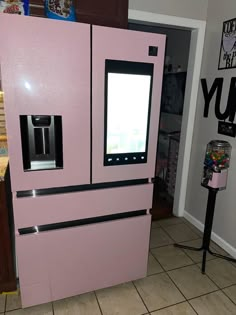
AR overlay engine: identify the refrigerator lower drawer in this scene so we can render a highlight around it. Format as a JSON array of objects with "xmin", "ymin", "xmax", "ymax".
[
  {"xmin": 16, "ymin": 214, "xmax": 151, "ymax": 307},
  {"xmin": 13, "ymin": 183, "xmax": 153, "ymax": 230}
]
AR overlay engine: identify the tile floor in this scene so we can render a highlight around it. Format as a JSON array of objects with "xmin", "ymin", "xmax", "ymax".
[{"xmin": 1, "ymin": 217, "xmax": 236, "ymax": 314}]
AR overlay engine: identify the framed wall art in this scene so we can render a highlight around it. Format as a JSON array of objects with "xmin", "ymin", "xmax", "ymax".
[{"xmin": 218, "ymin": 18, "xmax": 236, "ymax": 70}]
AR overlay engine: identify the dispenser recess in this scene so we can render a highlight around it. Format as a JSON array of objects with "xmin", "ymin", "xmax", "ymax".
[{"xmin": 20, "ymin": 115, "xmax": 63, "ymax": 171}]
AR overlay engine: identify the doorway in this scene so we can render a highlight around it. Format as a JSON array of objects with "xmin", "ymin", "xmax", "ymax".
[
  {"xmin": 128, "ymin": 23, "xmax": 191, "ymax": 219},
  {"xmin": 128, "ymin": 10, "xmax": 206, "ymax": 218}
]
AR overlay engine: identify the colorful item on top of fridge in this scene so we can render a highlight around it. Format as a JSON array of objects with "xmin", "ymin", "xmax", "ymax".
[
  {"xmin": 45, "ymin": 0, "xmax": 76, "ymax": 21},
  {"xmin": 0, "ymin": 0, "xmax": 29, "ymax": 15}
]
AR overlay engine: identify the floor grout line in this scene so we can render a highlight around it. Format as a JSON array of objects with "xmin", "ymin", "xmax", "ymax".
[
  {"xmin": 150, "ymin": 245, "xmax": 202, "ymax": 273},
  {"xmin": 146, "ymin": 271, "xmax": 165, "ymax": 277},
  {"xmin": 194, "ymin": 259, "xmax": 236, "ymax": 291},
  {"xmin": 228, "ymin": 260, "xmax": 236, "ymax": 269},
  {"xmin": 159, "ymin": 262, "xmax": 197, "ymax": 273},
  {"xmin": 51, "ymin": 301, "xmax": 55, "ymax": 315},
  {"xmin": 152, "ymin": 219, "xmax": 185, "ymax": 229},
  {"xmin": 164, "ymin": 271, "xmax": 188, "ymax": 301},
  {"xmin": 158, "ymin": 223, "xmax": 200, "ymax": 245},
  {"xmin": 221, "ymin": 288, "xmax": 236, "ymax": 306},
  {"xmin": 132, "ymin": 281, "xmax": 149, "ymax": 313},
  {"xmin": 166, "ymin": 266, "xmax": 224, "ymax": 302},
  {"xmin": 146, "ymin": 300, "xmax": 193, "ymax": 314},
  {"xmin": 94, "ymin": 290, "xmax": 104, "ymax": 315},
  {"xmin": 148, "ymin": 251, "xmax": 165, "ymax": 272},
  {"xmin": 146, "ymin": 252, "xmax": 165, "ymax": 277},
  {"xmin": 186, "ymin": 300, "xmax": 199, "ymax": 314},
  {"xmin": 4, "ymin": 295, "xmax": 7, "ymax": 314},
  {"xmin": 149, "ymin": 243, "xmax": 174, "ymax": 250},
  {"xmin": 187, "ymin": 288, "xmax": 222, "ymax": 302},
  {"xmin": 220, "ymin": 283, "xmax": 236, "ymax": 290}
]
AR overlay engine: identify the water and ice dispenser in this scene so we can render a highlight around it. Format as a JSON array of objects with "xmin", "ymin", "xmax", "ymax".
[
  {"xmin": 202, "ymin": 140, "xmax": 231, "ymax": 190},
  {"xmin": 20, "ymin": 115, "xmax": 63, "ymax": 171}
]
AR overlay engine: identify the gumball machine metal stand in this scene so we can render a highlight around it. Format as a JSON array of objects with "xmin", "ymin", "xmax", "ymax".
[{"xmin": 175, "ymin": 140, "xmax": 236, "ymax": 274}]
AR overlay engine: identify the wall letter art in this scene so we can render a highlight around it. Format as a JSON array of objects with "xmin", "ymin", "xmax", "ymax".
[{"xmin": 201, "ymin": 77, "xmax": 236, "ymax": 137}]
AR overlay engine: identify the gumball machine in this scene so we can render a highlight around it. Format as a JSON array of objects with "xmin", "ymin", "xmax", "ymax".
[
  {"xmin": 202, "ymin": 140, "xmax": 231, "ymax": 190},
  {"xmin": 175, "ymin": 140, "xmax": 236, "ymax": 274}
]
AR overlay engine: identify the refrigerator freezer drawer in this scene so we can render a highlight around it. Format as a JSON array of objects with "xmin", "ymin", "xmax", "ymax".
[
  {"xmin": 13, "ymin": 183, "xmax": 153, "ymax": 230},
  {"xmin": 16, "ymin": 214, "xmax": 151, "ymax": 307}
]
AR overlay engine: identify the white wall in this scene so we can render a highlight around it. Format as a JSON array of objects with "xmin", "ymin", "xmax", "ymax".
[
  {"xmin": 129, "ymin": 0, "xmax": 208, "ymax": 21},
  {"xmin": 185, "ymin": 0, "xmax": 236, "ymax": 255}
]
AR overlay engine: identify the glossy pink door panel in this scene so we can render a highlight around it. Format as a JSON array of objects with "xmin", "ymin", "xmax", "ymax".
[
  {"xmin": 20, "ymin": 284, "xmax": 51, "ymax": 309},
  {"xmin": 13, "ymin": 183, "xmax": 153, "ymax": 230},
  {"xmin": 0, "ymin": 15, "xmax": 91, "ymax": 190},
  {"xmin": 92, "ymin": 25, "xmax": 166, "ymax": 183},
  {"xmin": 17, "ymin": 215, "xmax": 151, "ymax": 307},
  {"xmin": 16, "ymin": 234, "xmax": 52, "ymax": 307}
]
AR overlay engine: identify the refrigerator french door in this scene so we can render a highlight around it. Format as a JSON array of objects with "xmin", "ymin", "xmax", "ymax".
[
  {"xmin": 0, "ymin": 14, "xmax": 166, "ymax": 307},
  {"xmin": 92, "ymin": 25, "xmax": 166, "ymax": 183},
  {"xmin": 0, "ymin": 14, "xmax": 91, "ymax": 192}
]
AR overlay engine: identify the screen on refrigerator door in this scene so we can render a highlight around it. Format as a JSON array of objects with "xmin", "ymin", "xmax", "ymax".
[{"xmin": 104, "ymin": 60, "xmax": 153, "ymax": 166}]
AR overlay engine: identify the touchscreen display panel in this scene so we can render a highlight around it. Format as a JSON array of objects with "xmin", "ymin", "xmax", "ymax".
[{"xmin": 104, "ymin": 60, "xmax": 153, "ymax": 166}]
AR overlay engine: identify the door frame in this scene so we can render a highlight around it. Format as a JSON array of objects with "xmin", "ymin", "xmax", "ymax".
[{"xmin": 128, "ymin": 10, "xmax": 206, "ymax": 217}]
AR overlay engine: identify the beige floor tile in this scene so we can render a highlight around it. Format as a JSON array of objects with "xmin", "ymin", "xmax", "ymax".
[
  {"xmin": 134, "ymin": 273, "xmax": 185, "ymax": 312},
  {"xmin": 96, "ymin": 282, "xmax": 147, "ymax": 315},
  {"xmin": 5, "ymin": 303, "xmax": 53, "ymax": 315},
  {"xmin": 149, "ymin": 228, "xmax": 173, "ymax": 249},
  {"xmin": 179, "ymin": 239, "xmax": 216, "ymax": 263},
  {"xmin": 187, "ymin": 225, "xmax": 203, "ymax": 237},
  {"xmin": 158, "ymin": 217, "xmax": 184, "ymax": 228},
  {"xmin": 150, "ymin": 302, "xmax": 196, "ymax": 315},
  {"xmin": 0, "ymin": 295, "xmax": 5, "ymax": 313},
  {"xmin": 200, "ymin": 258, "xmax": 236, "ymax": 288},
  {"xmin": 181, "ymin": 218, "xmax": 194, "ymax": 227},
  {"xmin": 189, "ymin": 291, "xmax": 236, "ymax": 315},
  {"xmin": 163, "ymin": 223, "xmax": 199, "ymax": 243},
  {"xmin": 181, "ymin": 219, "xmax": 202, "ymax": 236},
  {"xmin": 223, "ymin": 285, "xmax": 236, "ymax": 304},
  {"xmin": 151, "ymin": 245, "xmax": 194, "ymax": 271},
  {"xmin": 211, "ymin": 242, "xmax": 232, "ymax": 256},
  {"xmin": 147, "ymin": 253, "xmax": 164, "ymax": 276},
  {"xmin": 168, "ymin": 265, "xmax": 217, "ymax": 299},
  {"xmin": 152, "ymin": 221, "xmax": 161, "ymax": 229},
  {"xmin": 6, "ymin": 293, "xmax": 22, "ymax": 311},
  {"xmin": 53, "ymin": 292, "xmax": 101, "ymax": 315}
]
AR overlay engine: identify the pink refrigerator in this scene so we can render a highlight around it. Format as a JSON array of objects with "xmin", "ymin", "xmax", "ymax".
[{"xmin": 0, "ymin": 14, "xmax": 166, "ymax": 307}]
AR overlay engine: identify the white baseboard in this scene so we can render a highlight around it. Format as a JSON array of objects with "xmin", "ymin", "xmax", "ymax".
[{"xmin": 184, "ymin": 210, "xmax": 236, "ymax": 259}]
